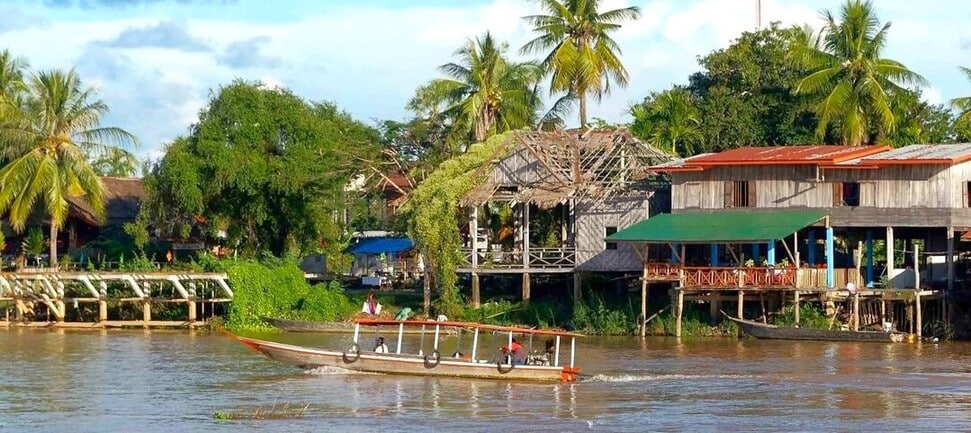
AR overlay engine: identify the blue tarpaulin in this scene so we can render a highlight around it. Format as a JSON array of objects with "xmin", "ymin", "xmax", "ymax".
[{"xmin": 346, "ymin": 237, "xmax": 414, "ymax": 254}]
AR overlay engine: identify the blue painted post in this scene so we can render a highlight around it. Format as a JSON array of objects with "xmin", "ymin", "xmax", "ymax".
[
  {"xmin": 807, "ymin": 230, "xmax": 816, "ymax": 266},
  {"xmin": 826, "ymin": 227, "xmax": 835, "ymax": 288},
  {"xmin": 751, "ymin": 244, "xmax": 759, "ymax": 264},
  {"xmin": 670, "ymin": 243, "xmax": 679, "ymax": 264},
  {"xmin": 710, "ymin": 244, "xmax": 719, "ymax": 266},
  {"xmin": 866, "ymin": 229, "xmax": 874, "ymax": 288},
  {"xmin": 767, "ymin": 240, "xmax": 776, "ymax": 266}
]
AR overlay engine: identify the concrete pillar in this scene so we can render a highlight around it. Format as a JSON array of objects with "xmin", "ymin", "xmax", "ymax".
[
  {"xmin": 188, "ymin": 299, "xmax": 197, "ymax": 323},
  {"xmin": 142, "ymin": 300, "xmax": 152, "ymax": 326},
  {"xmin": 916, "ymin": 293, "xmax": 922, "ymax": 338},
  {"xmin": 521, "ymin": 273, "xmax": 531, "ymax": 307},
  {"xmin": 737, "ymin": 291, "xmax": 744, "ymax": 319},
  {"xmin": 471, "ymin": 273, "xmax": 480, "ymax": 308},
  {"xmin": 767, "ymin": 240, "xmax": 775, "ymax": 265},
  {"xmin": 99, "ymin": 299, "xmax": 107, "ymax": 322},
  {"xmin": 709, "ymin": 298, "xmax": 720, "ymax": 325},
  {"xmin": 794, "ymin": 291, "xmax": 801, "ymax": 325},
  {"xmin": 675, "ymin": 288, "xmax": 684, "ymax": 338},
  {"xmin": 808, "ymin": 230, "xmax": 816, "ymax": 266},
  {"xmin": 866, "ymin": 229, "xmax": 874, "ymax": 287},
  {"xmin": 825, "ymin": 227, "xmax": 835, "ymax": 288}
]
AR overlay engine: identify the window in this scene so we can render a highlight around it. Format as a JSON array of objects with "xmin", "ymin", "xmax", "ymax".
[
  {"xmin": 833, "ymin": 182, "xmax": 860, "ymax": 207},
  {"xmin": 724, "ymin": 181, "xmax": 755, "ymax": 208},
  {"xmin": 966, "ymin": 182, "xmax": 971, "ymax": 207},
  {"xmin": 605, "ymin": 226, "xmax": 618, "ymax": 250}
]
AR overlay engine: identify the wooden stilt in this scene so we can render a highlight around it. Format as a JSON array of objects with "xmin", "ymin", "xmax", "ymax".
[
  {"xmin": 573, "ymin": 272, "xmax": 582, "ymax": 305},
  {"xmin": 521, "ymin": 273, "xmax": 531, "ymax": 307},
  {"xmin": 852, "ymin": 293, "xmax": 860, "ymax": 331},
  {"xmin": 640, "ymin": 271, "xmax": 648, "ymax": 337},
  {"xmin": 709, "ymin": 297, "xmax": 720, "ymax": 326},
  {"xmin": 471, "ymin": 273, "xmax": 480, "ymax": 308}
]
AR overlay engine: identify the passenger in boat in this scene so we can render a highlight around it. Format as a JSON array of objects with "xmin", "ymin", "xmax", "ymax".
[
  {"xmin": 501, "ymin": 338, "xmax": 527, "ymax": 365},
  {"xmin": 374, "ymin": 336, "xmax": 389, "ymax": 353}
]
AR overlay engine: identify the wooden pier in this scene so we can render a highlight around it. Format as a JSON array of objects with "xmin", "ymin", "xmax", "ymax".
[{"xmin": 0, "ymin": 271, "xmax": 232, "ymax": 328}]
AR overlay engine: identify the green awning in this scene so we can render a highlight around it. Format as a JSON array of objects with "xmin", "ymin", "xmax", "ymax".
[{"xmin": 606, "ymin": 210, "xmax": 827, "ymax": 243}]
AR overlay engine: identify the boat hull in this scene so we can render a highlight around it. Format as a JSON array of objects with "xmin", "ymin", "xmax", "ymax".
[
  {"xmin": 726, "ymin": 316, "xmax": 904, "ymax": 343},
  {"xmin": 237, "ymin": 336, "xmax": 576, "ymax": 382}
]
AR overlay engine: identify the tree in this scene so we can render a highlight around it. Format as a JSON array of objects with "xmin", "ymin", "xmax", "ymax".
[
  {"xmin": 415, "ymin": 32, "xmax": 542, "ymax": 144},
  {"xmin": 631, "ymin": 88, "xmax": 702, "ymax": 156},
  {"xmin": 950, "ymin": 66, "xmax": 971, "ymax": 127},
  {"xmin": 794, "ymin": 0, "xmax": 926, "ymax": 145},
  {"xmin": 0, "ymin": 49, "xmax": 27, "ymax": 101},
  {"xmin": 521, "ymin": 0, "xmax": 640, "ymax": 128},
  {"xmin": 92, "ymin": 146, "xmax": 139, "ymax": 177},
  {"xmin": 0, "ymin": 68, "xmax": 136, "ymax": 267},
  {"xmin": 137, "ymin": 81, "xmax": 381, "ymax": 259}
]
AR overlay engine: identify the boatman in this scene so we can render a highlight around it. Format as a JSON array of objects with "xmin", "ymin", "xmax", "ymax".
[
  {"xmin": 501, "ymin": 338, "xmax": 527, "ymax": 365},
  {"xmin": 374, "ymin": 336, "xmax": 389, "ymax": 353}
]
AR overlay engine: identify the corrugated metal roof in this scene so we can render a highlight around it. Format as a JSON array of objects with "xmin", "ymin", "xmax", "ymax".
[
  {"xmin": 676, "ymin": 146, "xmax": 888, "ymax": 165},
  {"xmin": 858, "ymin": 143, "xmax": 971, "ymax": 164},
  {"xmin": 606, "ymin": 210, "xmax": 827, "ymax": 243}
]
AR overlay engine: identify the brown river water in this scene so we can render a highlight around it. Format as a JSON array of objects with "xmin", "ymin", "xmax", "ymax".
[{"xmin": 2, "ymin": 328, "xmax": 971, "ymax": 432}]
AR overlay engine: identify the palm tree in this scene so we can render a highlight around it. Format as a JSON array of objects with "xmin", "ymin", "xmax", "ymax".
[
  {"xmin": 794, "ymin": 0, "xmax": 926, "ymax": 145},
  {"xmin": 631, "ymin": 89, "xmax": 703, "ymax": 156},
  {"xmin": 0, "ymin": 50, "xmax": 28, "ymax": 124},
  {"xmin": 416, "ymin": 32, "xmax": 543, "ymax": 143},
  {"xmin": 0, "ymin": 68, "xmax": 137, "ymax": 267},
  {"xmin": 950, "ymin": 67, "xmax": 971, "ymax": 126},
  {"xmin": 521, "ymin": 0, "xmax": 640, "ymax": 128},
  {"xmin": 92, "ymin": 146, "xmax": 139, "ymax": 177}
]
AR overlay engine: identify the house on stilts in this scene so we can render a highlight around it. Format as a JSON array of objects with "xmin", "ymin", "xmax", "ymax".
[
  {"xmin": 457, "ymin": 128, "xmax": 673, "ymax": 308},
  {"xmin": 610, "ymin": 144, "xmax": 971, "ymax": 337}
]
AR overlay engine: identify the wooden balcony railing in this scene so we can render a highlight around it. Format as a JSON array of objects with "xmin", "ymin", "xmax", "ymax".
[
  {"xmin": 644, "ymin": 263, "xmax": 857, "ymax": 289},
  {"xmin": 460, "ymin": 247, "xmax": 576, "ymax": 269}
]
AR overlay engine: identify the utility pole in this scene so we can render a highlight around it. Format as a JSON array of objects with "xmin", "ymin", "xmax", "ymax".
[{"xmin": 756, "ymin": 0, "xmax": 762, "ymax": 29}]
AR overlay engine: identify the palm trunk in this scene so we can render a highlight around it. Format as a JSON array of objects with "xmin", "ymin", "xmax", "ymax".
[
  {"xmin": 49, "ymin": 223, "xmax": 58, "ymax": 269},
  {"xmin": 579, "ymin": 93, "xmax": 588, "ymax": 129}
]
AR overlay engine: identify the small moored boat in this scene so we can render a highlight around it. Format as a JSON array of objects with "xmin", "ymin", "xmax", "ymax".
[
  {"xmin": 725, "ymin": 314, "xmax": 904, "ymax": 343},
  {"xmin": 233, "ymin": 319, "xmax": 583, "ymax": 382}
]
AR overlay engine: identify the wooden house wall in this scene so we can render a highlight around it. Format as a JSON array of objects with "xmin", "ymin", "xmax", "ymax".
[
  {"xmin": 575, "ymin": 193, "xmax": 651, "ymax": 272},
  {"xmin": 671, "ymin": 162, "xmax": 971, "ymax": 227}
]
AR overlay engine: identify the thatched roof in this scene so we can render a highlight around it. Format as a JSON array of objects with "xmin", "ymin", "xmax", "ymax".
[
  {"xmin": 68, "ymin": 177, "xmax": 145, "ymax": 226},
  {"xmin": 460, "ymin": 128, "xmax": 673, "ymax": 208}
]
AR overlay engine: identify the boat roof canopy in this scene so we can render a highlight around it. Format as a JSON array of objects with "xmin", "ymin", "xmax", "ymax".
[{"xmin": 352, "ymin": 319, "xmax": 584, "ymax": 338}]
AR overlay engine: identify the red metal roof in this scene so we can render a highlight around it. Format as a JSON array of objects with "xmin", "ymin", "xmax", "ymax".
[{"xmin": 678, "ymin": 145, "xmax": 890, "ymax": 166}]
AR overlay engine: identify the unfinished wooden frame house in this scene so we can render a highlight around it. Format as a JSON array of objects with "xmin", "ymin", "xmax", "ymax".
[
  {"xmin": 610, "ymin": 144, "xmax": 971, "ymax": 337},
  {"xmin": 458, "ymin": 129, "xmax": 672, "ymax": 307}
]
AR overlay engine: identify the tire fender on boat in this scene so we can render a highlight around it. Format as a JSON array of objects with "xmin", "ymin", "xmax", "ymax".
[
  {"xmin": 496, "ymin": 358, "xmax": 514, "ymax": 374},
  {"xmin": 423, "ymin": 349, "xmax": 441, "ymax": 368},
  {"xmin": 343, "ymin": 343, "xmax": 360, "ymax": 363}
]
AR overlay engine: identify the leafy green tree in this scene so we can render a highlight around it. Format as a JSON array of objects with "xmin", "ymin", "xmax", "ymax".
[
  {"xmin": 521, "ymin": 0, "xmax": 640, "ymax": 128},
  {"xmin": 793, "ymin": 0, "xmax": 926, "ymax": 145},
  {"xmin": 0, "ymin": 49, "xmax": 27, "ymax": 102},
  {"xmin": 0, "ymin": 68, "xmax": 136, "ymax": 267},
  {"xmin": 630, "ymin": 88, "xmax": 702, "ymax": 156},
  {"xmin": 137, "ymin": 81, "xmax": 381, "ymax": 259},
  {"xmin": 415, "ymin": 32, "xmax": 542, "ymax": 144}
]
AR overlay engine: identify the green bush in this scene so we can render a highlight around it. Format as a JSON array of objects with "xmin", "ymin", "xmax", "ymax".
[
  {"xmin": 773, "ymin": 302, "xmax": 830, "ymax": 329},
  {"xmin": 224, "ymin": 259, "xmax": 355, "ymax": 331}
]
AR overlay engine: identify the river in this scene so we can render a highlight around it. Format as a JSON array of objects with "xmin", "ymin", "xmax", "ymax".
[{"xmin": 2, "ymin": 328, "xmax": 970, "ymax": 432}]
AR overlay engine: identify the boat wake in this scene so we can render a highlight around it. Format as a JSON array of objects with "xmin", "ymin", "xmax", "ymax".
[
  {"xmin": 303, "ymin": 366, "xmax": 374, "ymax": 375},
  {"xmin": 582, "ymin": 373, "xmax": 755, "ymax": 383}
]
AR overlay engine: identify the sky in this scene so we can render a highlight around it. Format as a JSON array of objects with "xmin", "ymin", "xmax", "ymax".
[{"xmin": 2, "ymin": 0, "xmax": 971, "ymax": 161}]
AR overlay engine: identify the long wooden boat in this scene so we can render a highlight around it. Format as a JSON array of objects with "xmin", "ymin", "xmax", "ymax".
[
  {"xmin": 234, "ymin": 319, "xmax": 583, "ymax": 382},
  {"xmin": 725, "ymin": 314, "xmax": 904, "ymax": 343}
]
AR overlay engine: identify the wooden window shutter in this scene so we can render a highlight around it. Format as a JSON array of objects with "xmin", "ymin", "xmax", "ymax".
[
  {"xmin": 965, "ymin": 182, "xmax": 970, "ymax": 207},
  {"xmin": 724, "ymin": 181, "xmax": 734, "ymax": 208},
  {"xmin": 832, "ymin": 183, "xmax": 842, "ymax": 206},
  {"xmin": 747, "ymin": 181, "xmax": 757, "ymax": 207}
]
